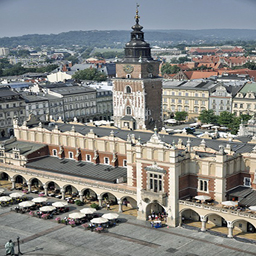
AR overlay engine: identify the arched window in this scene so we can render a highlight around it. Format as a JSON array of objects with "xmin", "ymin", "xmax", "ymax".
[
  {"xmin": 200, "ymin": 180, "xmax": 203, "ymax": 191},
  {"xmin": 204, "ymin": 181, "xmax": 208, "ymax": 191},
  {"xmin": 126, "ymin": 106, "xmax": 131, "ymax": 115},
  {"xmin": 126, "ymin": 86, "xmax": 131, "ymax": 93}
]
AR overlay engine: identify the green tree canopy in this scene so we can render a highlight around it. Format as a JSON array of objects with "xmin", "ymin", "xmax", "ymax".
[
  {"xmin": 161, "ymin": 63, "xmax": 180, "ymax": 75},
  {"xmin": 218, "ymin": 111, "xmax": 235, "ymax": 128},
  {"xmin": 174, "ymin": 111, "xmax": 188, "ymax": 122},
  {"xmin": 72, "ymin": 68, "xmax": 107, "ymax": 82},
  {"xmin": 198, "ymin": 109, "xmax": 217, "ymax": 124}
]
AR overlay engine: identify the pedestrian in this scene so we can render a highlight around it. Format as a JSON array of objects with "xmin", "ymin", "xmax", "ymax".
[
  {"xmin": 5, "ymin": 240, "xmax": 14, "ymax": 256},
  {"xmin": 151, "ymin": 221, "xmax": 154, "ymax": 228},
  {"xmin": 107, "ymin": 203, "xmax": 110, "ymax": 210}
]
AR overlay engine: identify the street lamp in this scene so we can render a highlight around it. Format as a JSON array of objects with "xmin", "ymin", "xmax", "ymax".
[{"xmin": 16, "ymin": 236, "xmax": 23, "ymax": 255}]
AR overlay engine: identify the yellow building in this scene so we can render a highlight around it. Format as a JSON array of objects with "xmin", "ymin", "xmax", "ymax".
[
  {"xmin": 232, "ymin": 82, "xmax": 256, "ymax": 117},
  {"xmin": 162, "ymin": 80, "xmax": 216, "ymax": 120}
]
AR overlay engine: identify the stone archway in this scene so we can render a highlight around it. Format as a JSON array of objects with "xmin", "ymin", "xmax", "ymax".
[
  {"xmin": 14, "ymin": 175, "xmax": 26, "ymax": 190},
  {"xmin": 146, "ymin": 201, "xmax": 165, "ymax": 220},
  {"xmin": 30, "ymin": 178, "xmax": 44, "ymax": 192},
  {"xmin": 101, "ymin": 192, "xmax": 117, "ymax": 206},
  {"xmin": 119, "ymin": 196, "xmax": 137, "ymax": 216},
  {"xmin": 46, "ymin": 181, "xmax": 60, "ymax": 195},
  {"xmin": 180, "ymin": 208, "xmax": 200, "ymax": 227},
  {"xmin": 0, "ymin": 172, "xmax": 11, "ymax": 189},
  {"xmin": 232, "ymin": 219, "xmax": 256, "ymax": 238},
  {"xmin": 204, "ymin": 213, "xmax": 228, "ymax": 234}
]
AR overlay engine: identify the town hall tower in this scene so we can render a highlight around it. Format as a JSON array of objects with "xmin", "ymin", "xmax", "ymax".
[{"xmin": 112, "ymin": 6, "xmax": 162, "ymax": 130}]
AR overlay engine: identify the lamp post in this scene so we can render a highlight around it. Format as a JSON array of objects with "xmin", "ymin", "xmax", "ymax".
[{"xmin": 17, "ymin": 236, "xmax": 23, "ymax": 255}]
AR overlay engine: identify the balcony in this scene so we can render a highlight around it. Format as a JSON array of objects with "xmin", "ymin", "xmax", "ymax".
[{"xmin": 141, "ymin": 189, "xmax": 167, "ymax": 206}]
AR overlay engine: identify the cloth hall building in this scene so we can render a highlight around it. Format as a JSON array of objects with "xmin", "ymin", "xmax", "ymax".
[{"xmin": 1, "ymin": 9, "xmax": 256, "ymax": 238}]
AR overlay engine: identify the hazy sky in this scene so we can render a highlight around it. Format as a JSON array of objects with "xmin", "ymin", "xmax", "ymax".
[{"xmin": 1, "ymin": 0, "xmax": 256, "ymax": 38}]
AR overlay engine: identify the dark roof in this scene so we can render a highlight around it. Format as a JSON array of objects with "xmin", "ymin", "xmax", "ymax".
[
  {"xmin": 239, "ymin": 190, "xmax": 256, "ymax": 206},
  {"xmin": 42, "ymin": 122, "xmax": 255, "ymax": 154},
  {"xmin": 26, "ymin": 156, "xmax": 127, "ymax": 183},
  {"xmin": 227, "ymin": 186, "xmax": 252, "ymax": 198},
  {"xmin": 3, "ymin": 139, "xmax": 46, "ymax": 156},
  {"xmin": 121, "ymin": 116, "xmax": 136, "ymax": 121}
]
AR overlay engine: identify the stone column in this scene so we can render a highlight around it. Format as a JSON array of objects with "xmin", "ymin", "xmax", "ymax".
[
  {"xmin": 11, "ymin": 178, "xmax": 15, "ymax": 190},
  {"xmin": 178, "ymin": 213, "xmax": 182, "ymax": 227},
  {"xmin": 43, "ymin": 184, "xmax": 48, "ymax": 196},
  {"xmin": 61, "ymin": 188, "xmax": 65, "ymax": 200},
  {"xmin": 79, "ymin": 191, "xmax": 83, "ymax": 202},
  {"xmin": 200, "ymin": 216, "xmax": 207, "ymax": 232},
  {"xmin": 98, "ymin": 195, "xmax": 102, "ymax": 207},
  {"xmin": 227, "ymin": 222, "xmax": 234, "ymax": 238},
  {"xmin": 27, "ymin": 182, "xmax": 31, "ymax": 193},
  {"xmin": 118, "ymin": 199, "xmax": 123, "ymax": 213}
]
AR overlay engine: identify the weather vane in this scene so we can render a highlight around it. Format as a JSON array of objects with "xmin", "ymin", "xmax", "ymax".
[{"xmin": 135, "ymin": 3, "xmax": 140, "ymax": 23}]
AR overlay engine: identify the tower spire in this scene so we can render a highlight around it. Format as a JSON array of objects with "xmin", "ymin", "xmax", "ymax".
[{"xmin": 135, "ymin": 3, "xmax": 140, "ymax": 25}]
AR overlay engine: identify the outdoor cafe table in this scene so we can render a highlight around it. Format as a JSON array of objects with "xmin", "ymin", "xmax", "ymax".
[{"xmin": 153, "ymin": 220, "xmax": 162, "ymax": 228}]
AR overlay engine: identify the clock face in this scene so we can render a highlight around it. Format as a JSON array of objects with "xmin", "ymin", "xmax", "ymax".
[
  {"xmin": 123, "ymin": 64, "xmax": 134, "ymax": 74},
  {"xmin": 147, "ymin": 64, "xmax": 154, "ymax": 73}
]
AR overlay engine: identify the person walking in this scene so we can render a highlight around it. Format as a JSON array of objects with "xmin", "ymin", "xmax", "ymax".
[{"xmin": 5, "ymin": 240, "xmax": 15, "ymax": 256}]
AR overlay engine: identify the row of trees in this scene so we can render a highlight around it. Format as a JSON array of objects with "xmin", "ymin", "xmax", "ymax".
[
  {"xmin": 198, "ymin": 110, "xmax": 251, "ymax": 134},
  {"xmin": 169, "ymin": 110, "xmax": 251, "ymax": 135},
  {"xmin": 0, "ymin": 61, "xmax": 58, "ymax": 77}
]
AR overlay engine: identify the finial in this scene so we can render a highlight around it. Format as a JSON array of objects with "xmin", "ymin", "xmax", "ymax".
[
  {"xmin": 138, "ymin": 56, "xmax": 142, "ymax": 63},
  {"xmin": 135, "ymin": 3, "xmax": 140, "ymax": 24}
]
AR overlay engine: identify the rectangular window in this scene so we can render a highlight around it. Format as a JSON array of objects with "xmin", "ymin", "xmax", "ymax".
[
  {"xmin": 14, "ymin": 153, "xmax": 19, "ymax": 159},
  {"xmin": 149, "ymin": 173, "xmax": 163, "ymax": 192},
  {"xmin": 86, "ymin": 154, "xmax": 91, "ymax": 162},
  {"xmin": 244, "ymin": 177, "xmax": 251, "ymax": 187},
  {"xmin": 0, "ymin": 151, "xmax": 4, "ymax": 157},
  {"xmin": 198, "ymin": 178, "xmax": 208, "ymax": 192},
  {"xmin": 104, "ymin": 157, "xmax": 109, "ymax": 165},
  {"xmin": 68, "ymin": 151, "xmax": 73, "ymax": 159},
  {"xmin": 53, "ymin": 149, "xmax": 57, "ymax": 157}
]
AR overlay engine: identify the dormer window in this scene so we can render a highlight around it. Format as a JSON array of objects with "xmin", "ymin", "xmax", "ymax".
[
  {"xmin": 53, "ymin": 149, "xmax": 57, "ymax": 157},
  {"xmin": 126, "ymin": 74, "xmax": 131, "ymax": 78}
]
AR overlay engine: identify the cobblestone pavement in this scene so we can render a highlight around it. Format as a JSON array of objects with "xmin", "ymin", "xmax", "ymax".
[{"xmin": 0, "ymin": 190, "xmax": 256, "ymax": 256}]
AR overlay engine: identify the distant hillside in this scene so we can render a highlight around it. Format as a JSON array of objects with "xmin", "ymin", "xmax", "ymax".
[{"xmin": 1, "ymin": 29, "xmax": 256, "ymax": 48}]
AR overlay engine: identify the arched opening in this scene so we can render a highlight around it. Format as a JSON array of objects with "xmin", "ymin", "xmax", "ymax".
[
  {"xmin": 14, "ymin": 175, "xmax": 26, "ymax": 190},
  {"xmin": 47, "ymin": 181, "xmax": 60, "ymax": 195},
  {"xmin": 83, "ymin": 189, "xmax": 98, "ymax": 205},
  {"xmin": 233, "ymin": 219, "xmax": 256, "ymax": 239},
  {"xmin": 64, "ymin": 185, "xmax": 78, "ymax": 198},
  {"xmin": 0, "ymin": 172, "xmax": 11, "ymax": 189},
  {"xmin": 30, "ymin": 178, "xmax": 44, "ymax": 193},
  {"xmin": 204, "ymin": 213, "xmax": 227, "ymax": 234},
  {"xmin": 180, "ymin": 209, "xmax": 200, "ymax": 227},
  {"xmin": 146, "ymin": 201, "xmax": 165, "ymax": 220},
  {"xmin": 120, "ymin": 196, "xmax": 137, "ymax": 216},
  {"xmin": 102, "ymin": 192, "xmax": 117, "ymax": 207}
]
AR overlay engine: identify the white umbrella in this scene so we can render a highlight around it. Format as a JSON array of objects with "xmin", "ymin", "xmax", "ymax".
[
  {"xmin": 32, "ymin": 197, "xmax": 48, "ymax": 203},
  {"xmin": 19, "ymin": 201, "xmax": 35, "ymax": 208},
  {"xmin": 69, "ymin": 212, "xmax": 85, "ymax": 219},
  {"xmin": 90, "ymin": 217, "xmax": 109, "ymax": 224},
  {"xmin": 52, "ymin": 202, "xmax": 68, "ymax": 207},
  {"xmin": 102, "ymin": 213, "xmax": 119, "ymax": 220},
  {"xmin": 222, "ymin": 201, "xmax": 238, "ymax": 207},
  {"xmin": 40, "ymin": 206, "xmax": 56, "ymax": 212},
  {"xmin": 195, "ymin": 195, "xmax": 211, "ymax": 201},
  {"xmin": 10, "ymin": 192, "xmax": 24, "ymax": 198},
  {"xmin": 249, "ymin": 206, "xmax": 256, "ymax": 211},
  {"xmin": 80, "ymin": 208, "xmax": 96, "ymax": 214},
  {"xmin": 0, "ymin": 196, "xmax": 11, "ymax": 202},
  {"xmin": 0, "ymin": 188, "xmax": 5, "ymax": 194}
]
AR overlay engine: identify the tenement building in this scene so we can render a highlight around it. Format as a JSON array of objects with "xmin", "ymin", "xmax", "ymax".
[{"xmin": 112, "ymin": 7, "xmax": 162, "ymax": 130}]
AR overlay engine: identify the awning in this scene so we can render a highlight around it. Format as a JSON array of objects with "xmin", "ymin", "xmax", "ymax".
[{"xmin": 227, "ymin": 186, "xmax": 252, "ymax": 198}]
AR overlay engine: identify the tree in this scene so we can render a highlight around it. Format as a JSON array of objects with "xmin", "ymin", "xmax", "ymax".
[
  {"xmin": 218, "ymin": 111, "xmax": 234, "ymax": 128},
  {"xmin": 161, "ymin": 63, "xmax": 180, "ymax": 75},
  {"xmin": 72, "ymin": 68, "xmax": 107, "ymax": 82},
  {"xmin": 198, "ymin": 109, "xmax": 217, "ymax": 124},
  {"xmin": 174, "ymin": 111, "xmax": 188, "ymax": 122}
]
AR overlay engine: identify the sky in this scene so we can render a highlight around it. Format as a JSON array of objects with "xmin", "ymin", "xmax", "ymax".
[{"xmin": 1, "ymin": 0, "xmax": 256, "ymax": 38}]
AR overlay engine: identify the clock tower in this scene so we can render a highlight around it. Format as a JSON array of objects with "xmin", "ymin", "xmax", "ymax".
[{"xmin": 112, "ymin": 6, "xmax": 162, "ymax": 130}]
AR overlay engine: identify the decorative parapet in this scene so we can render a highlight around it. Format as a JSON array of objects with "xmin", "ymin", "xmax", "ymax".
[{"xmin": 179, "ymin": 200, "xmax": 256, "ymax": 220}]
